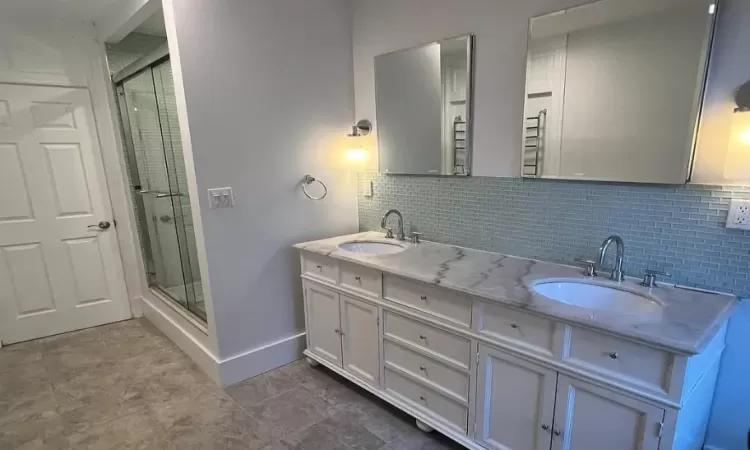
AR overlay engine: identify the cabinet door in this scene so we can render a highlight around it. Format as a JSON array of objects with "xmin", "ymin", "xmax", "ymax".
[
  {"xmin": 340, "ymin": 294, "xmax": 380, "ymax": 386},
  {"xmin": 475, "ymin": 345, "xmax": 557, "ymax": 450},
  {"xmin": 305, "ymin": 283, "xmax": 342, "ymax": 366},
  {"xmin": 552, "ymin": 375, "xmax": 664, "ymax": 450}
]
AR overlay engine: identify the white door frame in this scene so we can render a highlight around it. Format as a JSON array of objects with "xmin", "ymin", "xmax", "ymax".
[{"xmin": 0, "ymin": 17, "xmax": 147, "ymax": 336}]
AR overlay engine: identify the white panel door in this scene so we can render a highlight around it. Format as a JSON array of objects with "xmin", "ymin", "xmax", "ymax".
[
  {"xmin": 0, "ymin": 84, "xmax": 130, "ymax": 344},
  {"xmin": 551, "ymin": 375, "xmax": 664, "ymax": 450},
  {"xmin": 305, "ymin": 283, "xmax": 342, "ymax": 366},
  {"xmin": 340, "ymin": 294, "xmax": 380, "ymax": 387},
  {"xmin": 475, "ymin": 345, "xmax": 557, "ymax": 450}
]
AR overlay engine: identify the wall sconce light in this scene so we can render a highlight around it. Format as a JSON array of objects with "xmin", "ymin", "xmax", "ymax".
[
  {"xmin": 347, "ymin": 119, "xmax": 372, "ymax": 137},
  {"xmin": 735, "ymin": 81, "xmax": 750, "ymax": 113},
  {"xmin": 346, "ymin": 119, "xmax": 372, "ymax": 162},
  {"xmin": 734, "ymin": 82, "xmax": 750, "ymax": 146}
]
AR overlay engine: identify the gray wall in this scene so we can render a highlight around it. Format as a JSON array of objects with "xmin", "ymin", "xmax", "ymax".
[{"xmin": 169, "ymin": 0, "xmax": 359, "ymax": 361}]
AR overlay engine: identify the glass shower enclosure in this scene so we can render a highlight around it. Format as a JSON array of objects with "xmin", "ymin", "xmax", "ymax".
[{"xmin": 113, "ymin": 47, "xmax": 205, "ymax": 322}]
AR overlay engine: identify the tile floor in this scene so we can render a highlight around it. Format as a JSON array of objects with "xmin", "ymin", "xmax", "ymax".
[{"xmin": 0, "ymin": 319, "xmax": 463, "ymax": 449}]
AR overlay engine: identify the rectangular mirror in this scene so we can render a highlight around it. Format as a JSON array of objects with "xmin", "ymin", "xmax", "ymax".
[
  {"xmin": 522, "ymin": 0, "xmax": 716, "ymax": 183},
  {"xmin": 375, "ymin": 35, "xmax": 474, "ymax": 176}
]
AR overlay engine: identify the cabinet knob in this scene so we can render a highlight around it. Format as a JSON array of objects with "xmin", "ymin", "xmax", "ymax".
[
  {"xmin": 541, "ymin": 424, "xmax": 550, "ymax": 431},
  {"xmin": 354, "ymin": 276, "xmax": 361, "ymax": 282},
  {"xmin": 419, "ymin": 365, "xmax": 427, "ymax": 371},
  {"xmin": 316, "ymin": 265, "xmax": 323, "ymax": 270},
  {"xmin": 420, "ymin": 295, "xmax": 427, "ymax": 301},
  {"xmin": 553, "ymin": 428, "xmax": 562, "ymax": 436},
  {"xmin": 334, "ymin": 328, "xmax": 340, "ymax": 334},
  {"xmin": 510, "ymin": 323, "xmax": 519, "ymax": 329},
  {"xmin": 419, "ymin": 335, "xmax": 427, "ymax": 340},
  {"xmin": 608, "ymin": 352, "xmax": 619, "ymax": 360},
  {"xmin": 419, "ymin": 395, "xmax": 426, "ymax": 402}
]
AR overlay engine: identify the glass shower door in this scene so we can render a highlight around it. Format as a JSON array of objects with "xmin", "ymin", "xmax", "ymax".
[{"xmin": 117, "ymin": 59, "xmax": 205, "ymax": 321}]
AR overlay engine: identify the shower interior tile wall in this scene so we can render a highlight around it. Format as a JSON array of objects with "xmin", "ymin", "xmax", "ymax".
[
  {"xmin": 357, "ymin": 172, "xmax": 750, "ymax": 299},
  {"xmin": 106, "ymin": 36, "xmax": 201, "ymax": 286}
]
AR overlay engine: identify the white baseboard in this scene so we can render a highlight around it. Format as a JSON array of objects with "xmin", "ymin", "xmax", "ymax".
[
  {"xmin": 140, "ymin": 294, "xmax": 221, "ymax": 384},
  {"xmin": 217, "ymin": 332, "xmax": 306, "ymax": 386}
]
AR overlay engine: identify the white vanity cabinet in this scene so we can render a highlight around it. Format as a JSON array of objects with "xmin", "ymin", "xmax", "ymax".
[
  {"xmin": 303, "ymin": 282, "xmax": 380, "ymax": 386},
  {"xmin": 551, "ymin": 375, "xmax": 664, "ymax": 450},
  {"xmin": 297, "ymin": 250, "xmax": 726, "ymax": 450},
  {"xmin": 304, "ymin": 283, "xmax": 344, "ymax": 366},
  {"xmin": 475, "ymin": 345, "xmax": 557, "ymax": 450}
]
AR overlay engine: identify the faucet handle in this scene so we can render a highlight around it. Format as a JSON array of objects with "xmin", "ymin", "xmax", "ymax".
[
  {"xmin": 383, "ymin": 227, "xmax": 394, "ymax": 239},
  {"xmin": 410, "ymin": 232, "xmax": 422, "ymax": 244},
  {"xmin": 641, "ymin": 269, "xmax": 671, "ymax": 288},
  {"xmin": 574, "ymin": 258, "xmax": 597, "ymax": 277}
]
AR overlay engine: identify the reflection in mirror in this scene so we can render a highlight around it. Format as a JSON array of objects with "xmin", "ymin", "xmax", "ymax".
[
  {"xmin": 522, "ymin": 0, "xmax": 716, "ymax": 183},
  {"xmin": 375, "ymin": 35, "xmax": 474, "ymax": 176}
]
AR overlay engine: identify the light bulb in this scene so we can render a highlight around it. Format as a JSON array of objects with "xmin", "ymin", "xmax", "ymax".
[
  {"xmin": 739, "ymin": 129, "xmax": 750, "ymax": 146},
  {"xmin": 346, "ymin": 148, "xmax": 367, "ymax": 162}
]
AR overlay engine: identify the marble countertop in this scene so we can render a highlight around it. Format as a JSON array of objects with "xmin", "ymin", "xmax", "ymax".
[{"xmin": 295, "ymin": 232, "xmax": 738, "ymax": 355}]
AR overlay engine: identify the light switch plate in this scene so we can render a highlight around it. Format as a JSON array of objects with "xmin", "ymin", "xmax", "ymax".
[
  {"xmin": 208, "ymin": 187, "xmax": 234, "ymax": 209},
  {"xmin": 364, "ymin": 180, "xmax": 373, "ymax": 198},
  {"xmin": 726, "ymin": 199, "xmax": 750, "ymax": 230}
]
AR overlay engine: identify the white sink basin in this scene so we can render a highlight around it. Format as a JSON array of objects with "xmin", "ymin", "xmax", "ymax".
[
  {"xmin": 338, "ymin": 240, "xmax": 406, "ymax": 255},
  {"xmin": 533, "ymin": 281, "xmax": 661, "ymax": 315}
]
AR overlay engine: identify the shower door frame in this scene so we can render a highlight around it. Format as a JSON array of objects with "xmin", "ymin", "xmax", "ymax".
[{"xmin": 112, "ymin": 46, "xmax": 205, "ymax": 325}]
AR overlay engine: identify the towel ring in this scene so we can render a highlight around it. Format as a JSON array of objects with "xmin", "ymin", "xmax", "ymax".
[{"xmin": 302, "ymin": 175, "xmax": 328, "ymax": 200}]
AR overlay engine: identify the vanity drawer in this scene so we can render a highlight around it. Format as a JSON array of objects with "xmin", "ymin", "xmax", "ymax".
[
  {"xmin": 476, "ymin": 301, "xmax": 558, "ymax": 357},
  {"xmin": 383, "ymin": 275, "xmax": 472, "ymax": 327},
  {"xmin": 385, "ymin": 368, "xmax": 468, "ymax": 433},
  {"xmin": 302, "ymin": 253, "xmax": 338, "ymax": 284},
  {"xmin": 384, "ymin": 340, "xmax": 469, "ymax": 401},
  {"xmin": 383, "ymin": 311, "xmax": 471, "ymax": 368},
  {"xmin": 564, "ymin": 327, "xmax": 674, "ymax": 395},
  {"xmin": 340, "ymin": 262, "xmax": 381, "ymax": 298}
]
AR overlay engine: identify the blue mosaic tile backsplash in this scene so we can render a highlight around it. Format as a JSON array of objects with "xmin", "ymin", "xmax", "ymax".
[{"xmin": 357, "ymin": 173, "xmax": 750, "ymax": 298}]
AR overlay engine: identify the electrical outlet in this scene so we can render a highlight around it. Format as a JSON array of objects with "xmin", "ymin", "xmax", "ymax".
[
  {"xmin": 726, "ymin": 199, "xmax": 750, "ymax": 230},
  {"xmin": 207, "ymin": 187, "xmax": 234, "ymax": 209}
]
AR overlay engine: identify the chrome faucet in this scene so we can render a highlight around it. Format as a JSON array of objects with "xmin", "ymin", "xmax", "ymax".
[
  {"xmin": 381, "ymin": 209, "xmax": 405, "ymax": 241},
  {"xmin": 597, "ymin": 236, "xmax": 625, "ymax": 281}
]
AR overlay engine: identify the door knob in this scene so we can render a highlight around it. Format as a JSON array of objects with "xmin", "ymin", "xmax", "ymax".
[{"xmin": 88, "ymin": 221, "xmax": 111, "ymax": 231}]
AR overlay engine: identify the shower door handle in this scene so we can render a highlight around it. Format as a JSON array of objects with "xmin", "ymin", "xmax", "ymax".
[
  {"xmin": 88, "ymin": 221, "xmax": 112, "ymax": 231},
  {"xmin": 138, "ymin": 190, "xmax": 182, "ymax": 198}
]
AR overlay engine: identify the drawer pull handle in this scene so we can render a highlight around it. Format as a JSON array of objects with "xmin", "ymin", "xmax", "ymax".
[
  {"xmin": 420, "ymin": 295, "xmax": 427, "ymax": 301},
  {"xmin": 419, "ymin": 335, "xmax": 427, "ymax": 340},
  {"xmin": 553, "ymin": 428, "xmax": 562, "ymax": 437},
  {"xmin": 510, "ymin": 323, "xmax": 519, "ymax": 329},
  {"xmin": 316, "ymin": 265, "xmax": 323, "ymax": 270},
  {"xmin": 419, "ymin": 365, "xmax": 427, "ymax": 371},
  {"xmin": 608, "ymin": 352, "xmax": 619, "ymax": 360},
  {"xmin": 354, "ymin": 276, "xmax": 362, "ymax": 282},
  {"xmin": 541, "ymin": 424, "xmax": 550, "ymax": 431}
]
